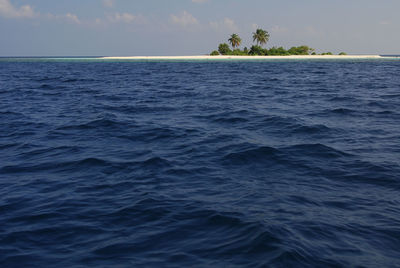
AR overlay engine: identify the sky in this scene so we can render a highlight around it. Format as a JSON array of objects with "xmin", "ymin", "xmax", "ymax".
[{"xmin": 0, "ymin": 0, "xmax": 399, "ymax": 56}]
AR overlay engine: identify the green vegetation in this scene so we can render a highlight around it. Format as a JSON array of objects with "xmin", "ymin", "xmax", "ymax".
[
  {"xmin": 339, "ymin": 52, "xmax": 347, "ymax": 55},
  {"xmin": 232, "ymin": 49, "xmax": 248, "ymax": 56},
  {"xmin": 228, "ymin": 34, "xmax": 242, "ymax": 50},
  {"xmin": 214, "ymin": 43, "xmax": 318, "ymax": 56},
  {"xmin": 210, "ymin": 28, "xmax": 346, "ymax": 56},
  {"xmin": 288, "ymin": 46, "xmax": 314, "ymax": 55},
  {"xmin": 253, "ymin": 29, "xmax": 270, "ymax": 47},
  {"xmin": 267, "ymin": 47, "xmax": 290, "ymax": 56},
  {"xmin": 249, "ymin": 45, "xmax": 265, "ymax": 55},
  {"xmin": 218, "ymin": 43, "xmax": 231, "ymax": 55}
]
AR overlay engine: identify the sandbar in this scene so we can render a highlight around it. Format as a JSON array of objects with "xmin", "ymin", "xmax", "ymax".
[{"xmin": 101, "ymin": 55, "xmax": 384, "ymax": 60}]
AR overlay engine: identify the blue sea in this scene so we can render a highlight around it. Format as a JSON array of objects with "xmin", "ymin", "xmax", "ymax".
[{"xmin": 1, "ymin": 58, "xmax": 400, "ymax": 267}]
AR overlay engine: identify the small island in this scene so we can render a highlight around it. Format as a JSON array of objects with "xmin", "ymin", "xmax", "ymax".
[
  {"xmin": 102, "ymin": 28, "xmax": 383, "ymax": 60},
  {"xmin": 210, "ymin": 28, "xmax": 345, "ymax": 56}
]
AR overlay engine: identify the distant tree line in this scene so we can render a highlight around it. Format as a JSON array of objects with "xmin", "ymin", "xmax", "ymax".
[{"xmin": 210, "ymin": 29, "xmax": 346, "ymax": 56}]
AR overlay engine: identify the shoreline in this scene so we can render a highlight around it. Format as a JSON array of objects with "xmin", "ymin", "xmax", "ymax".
[{"xmin": 101, "ymin": 55, "xmax": 384, "ymax": 60}]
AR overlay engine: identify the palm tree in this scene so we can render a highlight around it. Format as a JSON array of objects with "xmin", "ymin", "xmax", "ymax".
[
  {"xmin": 252, "ymin": 29, "xmax": 270, "ymax": 47},
  {"xmin": 228, "ymin": 34, "xmax": 242, "ymax": 50}
]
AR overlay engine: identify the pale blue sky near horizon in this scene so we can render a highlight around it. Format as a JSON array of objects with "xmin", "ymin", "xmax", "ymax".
[{"xmin": 1, "ymin": 0, "xmax": 399, "ymax": 56}]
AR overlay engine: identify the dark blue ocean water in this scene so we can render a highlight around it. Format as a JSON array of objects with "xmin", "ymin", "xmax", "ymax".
[{"xmin": 1, "ymin": 58, "xmax": 400, "ymax": 267}]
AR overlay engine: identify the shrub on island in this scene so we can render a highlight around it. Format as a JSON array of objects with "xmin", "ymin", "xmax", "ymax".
[
  {"xmin": 232, "ymin": 49, "xmax": 248, "ymax": 56},
  {"xmin": 339, "ymin": 52, "xmax": 347, "ymax": 55},
  {"xmin": 288, "ymin": 46, "xmax": 313, "ymax": 55},
  {"xmin": 267, "ymin": 46, "xmax": 290, "ymax": 56},
  {"xmin": 249, "ymin": 45, "xmax": 266, "ymax": 56},
  {"xmin": 212, "ymin": 30, "xmax": 342, "ymax": 57},
  {"xmin": 218, "ymin": 43, "xmax": 232, "ymax": 55}
]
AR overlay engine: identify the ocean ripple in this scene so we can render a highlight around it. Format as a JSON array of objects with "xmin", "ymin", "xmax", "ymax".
[{"xmin": 1, "ymin": 60, "xmax": 400, "ymax": 267}]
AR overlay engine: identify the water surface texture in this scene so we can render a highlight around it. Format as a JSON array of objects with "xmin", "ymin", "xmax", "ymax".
[{"xmin": 1, "ymin": 59, "xmax": 400, "ymax": 267}]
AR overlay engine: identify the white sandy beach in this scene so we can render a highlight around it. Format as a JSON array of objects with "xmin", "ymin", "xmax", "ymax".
[{"xmin": 101, "ymin": 55, "xmax": 383, "ymax": 60}]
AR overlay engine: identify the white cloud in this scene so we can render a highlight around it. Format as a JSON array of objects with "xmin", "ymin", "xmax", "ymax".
[
  {"xmin": 91, "ymin": 12, "xmax": 146, "ymax": 27},
  {"xmin": 65, "ymin": 13, "xmax": 81, "ymax": 24},
  {"xmin": 107, "ymin": 12, "xmax": 137, "ymax": 23},
  {"xmin": 210, "ymin": 18, "xmax": 238, "ymax": 32},
  {"xmin": 44, "ymin": 11, "xmax": 142, "ymax": 27},
  {"xmin": 170, "ymin": 11, "xmax": 198, "ymax": 27},
  {"xmin": 0, "ymin": 0, "xmax": 81, "ymax": 25},
  {"xmin": 0, "ymin": 0, "xmax": 140, "ymax": 27},
  {"xmin": 0, "ymin": 0, "xmax": 37, "ymax": 18},
  {"xmin": 103, "ymin": 0, "xmax": 115, "ymax": 8},
  {"xmin": 44, "ymin": 12, "xmax": 81, "ymax": 24}
]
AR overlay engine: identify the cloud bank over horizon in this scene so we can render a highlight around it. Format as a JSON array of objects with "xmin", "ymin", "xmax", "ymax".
[{"xmin": 0, "ymin": 0, "xmax": 399, "ymax": 56}]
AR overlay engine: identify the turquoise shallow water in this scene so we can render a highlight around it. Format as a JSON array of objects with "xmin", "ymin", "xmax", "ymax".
[
  {"xmin": 1, "ymin": 56, "xmax": 400, "ymax": 63},
  {"xmin": 1, "ymin": 59, "xmax": 400, "ymax": 267}
]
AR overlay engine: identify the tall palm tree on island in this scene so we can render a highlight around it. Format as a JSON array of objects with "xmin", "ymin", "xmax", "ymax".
[
  {"xmin": 228, "ymin": 34, "xmax": 242, "ymax": 50},
  {"xmin": 252, "ymin": 28, "xmax": 270, "ymax": 47}
]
